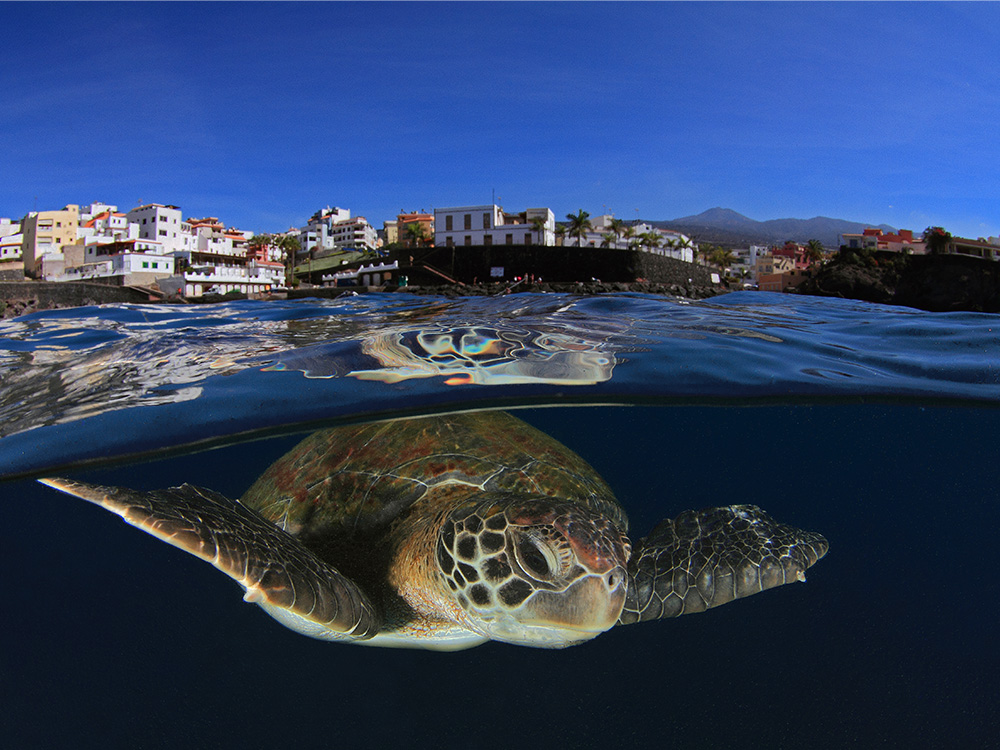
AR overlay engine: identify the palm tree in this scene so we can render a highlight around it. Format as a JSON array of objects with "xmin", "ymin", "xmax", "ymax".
[
  {"xmin": 608, "ymin": 218, "xmax": 626, "ymax": 248},
  {"xmin": 677, "ymin": 236, "xmax": 694, "ymax": 260},
  {"xmin": 640, "ymin": 232, "xmax": 662, "ymax": 252},
  {"xmin": 529, "ymin": 216, "xmax": 548, "ymax": 246},
  {"xmin": 709, "ymin": 246, "xmax": 735, "ymax": 275},
  {"xmin": 554, "ymin": 223, "xmax": 567, "ymax": 246},
  {"xmin": 601, "ymin": 232, "xmax": 617, "ymax": 249},
  {"xmin": 923, "ymin": 226, "xmax": 952, "ymax": 255},
  {"xmin": 620, "ymin": 225, "xmax": 637, "ymax": 250},
  {"xmin": 566, "ymin": 210, "xmax": 593, "ymax": 247},
  {"xmin": 806, "ymin": 239, "xmax": 825, "ymax": 264},
  {"xmin": 404, "ymin": 222, "xmax": 427, "ymax": 248}
]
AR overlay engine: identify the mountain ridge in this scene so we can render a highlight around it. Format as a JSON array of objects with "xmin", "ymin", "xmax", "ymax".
[{"xmin": 648, "ymin": 207, "xmax": 896, "ymax": 248}]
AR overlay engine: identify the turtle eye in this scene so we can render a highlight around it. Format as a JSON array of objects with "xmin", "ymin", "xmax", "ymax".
[{"xmin": 514, "ymin": 534, "xmax": 557, "ymax": 581}]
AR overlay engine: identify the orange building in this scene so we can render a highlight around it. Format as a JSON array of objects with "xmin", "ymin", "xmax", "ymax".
[{"xmin": 397, "ymin": 212, "xmax": 434, "ymax": 247}]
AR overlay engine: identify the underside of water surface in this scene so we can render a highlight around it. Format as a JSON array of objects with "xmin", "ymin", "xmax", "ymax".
[{"xmin": 0, "ymin": 291, "xmax": 997, "ymax": 478}]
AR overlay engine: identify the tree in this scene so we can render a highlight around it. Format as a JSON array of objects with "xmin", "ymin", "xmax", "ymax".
[
  {"xmin": 530, "ymin": 216, "xmax": 548, "ymax": 246},
  {"xmin": 247, "ymin": 233, "xmax": 300, "ymax": 286},
  {"xmin": 806, "ymin": 239, "xmax": 825, "ymax": 264},
  {"xmin": 403, "ymin": 222, "xmax": 428, "ymax": 248},
  {"xmin": 621, "ymin": 225, "xmax": 638, "ymax": 250},
  {"xmin": 565, "ymin": 210, "xmax": 593, "ymax": 247},
  {"xmin": 601, "ymin": 232, "xmax": 618, "ymax": 249},
  {"xmin": 608, "ymin": 218, "xmax": 626, "ymax": 249},
  {"xmin": 709, "ymin": 246, "xmax": 735, "ymax": 275},
  {"xmin": 923, "ymin": 226, "xmax": 952, "ymax": 255},
  {"xmin": 554, "ymin": 223, "xmax": 567, "ymax": 246},
  {"xmin": 640, "ymin": 231, "xmax": 662, "ymax": 252}
]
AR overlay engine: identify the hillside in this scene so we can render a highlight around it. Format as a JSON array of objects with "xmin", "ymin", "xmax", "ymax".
[{"xmin": 648, "ymin": 207, "xmax": 896, "ymax": 248}]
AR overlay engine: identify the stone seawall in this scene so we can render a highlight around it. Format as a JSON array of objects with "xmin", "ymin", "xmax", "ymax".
[
  {"xmin": 1, "ymin": 281, "xmax": 160, "ymax": 318},
  {"xmin": 405, "ymin": 245, "xmax": 715, "ymax": 286}
]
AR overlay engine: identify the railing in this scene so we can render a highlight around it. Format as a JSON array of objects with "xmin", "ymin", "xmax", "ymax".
[{"xmin": 415, "ymin": 260, "xmax": 463, "ymax": 285}]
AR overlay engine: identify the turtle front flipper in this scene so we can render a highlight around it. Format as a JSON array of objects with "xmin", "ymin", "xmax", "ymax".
[
  {"xmin": 39, "ymin": 478, "xmax": 381, "ymax": 641},
  {"xmin": 619, "ymin": 504, "xmax": 827, "ymax": 625}
]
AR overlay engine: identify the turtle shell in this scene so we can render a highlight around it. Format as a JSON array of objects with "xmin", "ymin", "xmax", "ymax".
[{"xmin": 240, "ymin": 410, "xmax": 627, "ymax": 540}]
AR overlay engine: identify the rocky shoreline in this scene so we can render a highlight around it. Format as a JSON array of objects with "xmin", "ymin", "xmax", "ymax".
[{"xmin": 794, "ymin": 251, "xmax": 1000, "ymax": 313}]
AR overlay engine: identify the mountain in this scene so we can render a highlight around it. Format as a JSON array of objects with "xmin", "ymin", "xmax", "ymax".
[{"xmin": 649, "ymin": 207, "xmax": 896, "ymax": 248}]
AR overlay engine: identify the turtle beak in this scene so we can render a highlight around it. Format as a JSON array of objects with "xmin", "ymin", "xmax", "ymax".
[{"xmin": 522, "ymin": 565, "xmax": 627, "ymax": 637}]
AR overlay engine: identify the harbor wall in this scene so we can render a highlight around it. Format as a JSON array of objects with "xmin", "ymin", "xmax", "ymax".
[{"xmin": 404, "ymin": 245, "xmax": 715, "ymax": 286}]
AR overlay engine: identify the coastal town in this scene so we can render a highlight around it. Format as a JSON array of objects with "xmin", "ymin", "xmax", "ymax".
[{"xmin": 2, "ymin": 198, "xmax": 999, "ymax": 305}]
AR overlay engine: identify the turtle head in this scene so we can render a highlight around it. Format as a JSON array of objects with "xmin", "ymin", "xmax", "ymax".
[{"xmin": 436, "ymin": 496, "xmax": 630, "ymax": 648}]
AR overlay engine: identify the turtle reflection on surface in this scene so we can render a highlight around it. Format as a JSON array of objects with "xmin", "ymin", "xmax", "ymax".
[
  {"xmin": 41, "ymin": 411, "xmax": 827, "ymax": 650},
  {"xmin": 262, "ymin": 326, "xmax": 617, "ymax": 386}
]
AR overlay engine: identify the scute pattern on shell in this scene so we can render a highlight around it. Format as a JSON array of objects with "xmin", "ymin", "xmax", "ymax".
[{"xmin": 240, "ymin": 411, "xmax": 627, "ymax": 539}]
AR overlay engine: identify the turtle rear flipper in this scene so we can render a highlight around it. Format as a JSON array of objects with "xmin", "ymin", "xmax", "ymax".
[
  {"xmin": 619, "ymin": 504, "xmax": 827, "ymax": 625},
  {"xmin": 39, "ymin": 478, "xmax": 381, "ymax": 641}
]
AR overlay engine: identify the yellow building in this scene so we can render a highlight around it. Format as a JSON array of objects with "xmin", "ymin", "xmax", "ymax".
[{"xmin": 21, "ymin": 204, "xmax": 80, "ymax": 277}]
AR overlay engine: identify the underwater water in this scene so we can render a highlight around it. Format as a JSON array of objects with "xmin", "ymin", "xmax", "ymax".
[{"xmin": 1, "ymin": 291, "xmax": 998, "ymax": 748}]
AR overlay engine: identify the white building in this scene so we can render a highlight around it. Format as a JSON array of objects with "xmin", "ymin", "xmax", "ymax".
[
  {"xmin": 78, "ymin": 209, "xmax": 138, "ymax": 244},
  {"xmin": 64, "ymin": 239, "xmax": 176, "ymax": 285},
  {"xmin": 323, "ymin": 260, "xmax": 399, "ymax": 287},
  {"xmin": 302, "ymin": 207, "xmax": 378, "ymax": 257},
  {"xmin": 297, "ymin": 206, "xmax": 378, "ymax": 258},
  {"xmin": 126, "ymin": 203, "xmax": 195, "ymax": 255},
  {"xmin": 329, "ymin": 217, "xmax": 379, "ymax": 253},
  {"xmin": 433, "ymin": 205, "xmax": 555, "ymax": 247},
  {"xmin": 0, "ymin": 219, "xmax": 23, "ymax": 271},
  {"xmin": 562, "ymin": 214, "xmax": 696, "ymax": 262}
]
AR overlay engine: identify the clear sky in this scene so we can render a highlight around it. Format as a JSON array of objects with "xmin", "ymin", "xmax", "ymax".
[{"xmin": 3, "ymin": 2, "xmax": 998, "ymax": 239}]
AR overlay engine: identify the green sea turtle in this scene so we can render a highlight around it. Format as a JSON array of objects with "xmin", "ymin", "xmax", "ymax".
[{"xmin": 41, "ymin": 411, "xmax": 827, "ymax": 650}]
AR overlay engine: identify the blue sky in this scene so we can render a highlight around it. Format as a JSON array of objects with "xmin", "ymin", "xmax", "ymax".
[{"xmin": 3, "ymin": 2, "xmax": 999, "ymax": 239}]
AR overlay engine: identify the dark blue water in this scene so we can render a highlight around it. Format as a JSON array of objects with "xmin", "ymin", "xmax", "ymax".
[{"xmin": 2, "ymin": 292, "xmax": 998, "ymax": 748}]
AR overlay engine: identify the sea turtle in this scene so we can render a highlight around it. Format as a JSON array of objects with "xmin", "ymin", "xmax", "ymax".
[{"xmin": 41, "ymin": 411, "xmax": 828, "ymax": 650}]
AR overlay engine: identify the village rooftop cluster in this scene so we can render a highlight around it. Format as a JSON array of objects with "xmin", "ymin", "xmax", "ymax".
[{"xmin": 2, "ymin": 199, "xmax": 997, "ymax": 297}]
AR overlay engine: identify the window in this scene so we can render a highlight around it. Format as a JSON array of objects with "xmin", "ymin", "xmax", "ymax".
[
  {"xmin": 524, "ymin": 232, "xmax": 532, "ymax": 245},
  {"xmin": 484, "ymin": 234, "xmax": 492, "ymax": 246},
  {"xmin": 464, "ymin": 236, "xmax": 472, "ymax": 246},
  {"xmin": 159, "ymin": 229, "xmax": 168, "ymax": 236},
  {"xmin": 446, "ymin": 237, "xmax": 454, "ymax": 248},
  {"xmin": 482, "ymin": 213, "xmax": 490, "ymax": 229},
  {"xmin": 464, "ymin": 214, "xmax": 472, "ymax": 230},
  {"xmin": 142, "ymin": 262, "xmax": 149, "ymax": 269},
  {"xmin": 445, "ymin": 215, "xmax": 453, "ymax": 231}
]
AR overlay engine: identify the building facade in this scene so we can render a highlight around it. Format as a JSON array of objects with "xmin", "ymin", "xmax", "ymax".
[
  {"xmin": 21, "ymin": 204, "xmax": 80, "ymax": 277},
  {"xmin": 298, "ymin": 206, "xmax": 379, "ymax": 258},
  {"xmin": 433, "ymin": 205, "xmax": 555, "ymax": 247},
  {"xmin": 396, "ymin": 212, "xmax": 435, "ymax": 247},
  {"xmin": 126, "ymin": 204, "xmax": 195, "ymax": 255}
]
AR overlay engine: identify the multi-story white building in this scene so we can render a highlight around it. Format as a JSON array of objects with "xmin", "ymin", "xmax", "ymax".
[
  {"xmin": 298, "ymin": 206, "xmax": 379, "ymax": 258},
  {"xmin": 63, "ymin": 239, "xmax": 176, "ymax": 285},
  {"xmin": 78, "ymin": 209, "xmax": 138, "ymax": 244},
  {"xmin": 561, "ymin": 214, "xmax": 696, "ymax": 262},
  {"xmin": 0, "ymin": 218, "xmax": 23, "ymax": 272},
  {"xmin": 126, "ymin": 203, "xmax": 195, "ymax": 255},
  {"xmin": 433, "ymin": 205, "xmax": 555, "ymax": 247}
]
